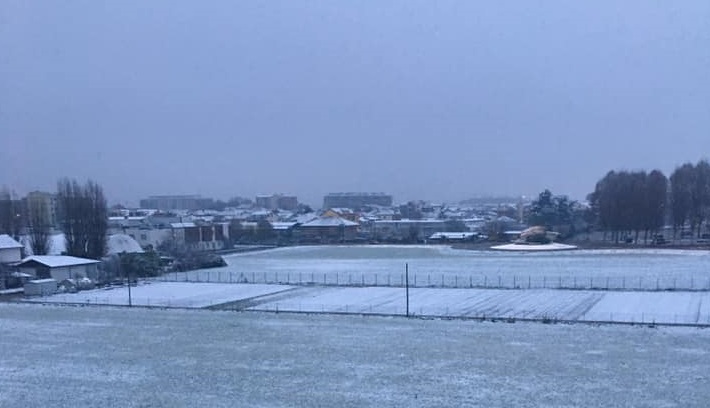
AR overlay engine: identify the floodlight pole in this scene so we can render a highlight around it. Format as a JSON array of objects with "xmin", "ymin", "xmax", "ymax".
[{"xmin": 405, "ymin": 263, "xmax": 409, "ymax": 317}]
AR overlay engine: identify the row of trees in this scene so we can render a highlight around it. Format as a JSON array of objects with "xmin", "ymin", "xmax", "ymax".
[
  {"xmin": 670, "ymin": 160, "xmax": 710, "ymax": 237},
  {"xmin": 587, "ymin": 170, "xmax": 668, "ymax": 243},
  {"xmin": 585, "ymin": 160, "xmax": 710, "ymax": 242}
]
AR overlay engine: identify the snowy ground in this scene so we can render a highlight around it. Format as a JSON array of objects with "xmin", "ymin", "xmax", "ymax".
[
  {"xmin": 1, "ymin": 304, "xmax": 709, "ymax": 407},
  {"xmin": 24, "ymin": 282, "xmax": 294, "ymax": 308},
  {"xmin": 163, "ymin": 245, "xmax": 710, "ymax": 290}
]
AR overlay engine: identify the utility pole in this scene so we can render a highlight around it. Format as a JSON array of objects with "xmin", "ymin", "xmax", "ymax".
[{"xmin": 405, "ymin": 263, "xmax": 409, "ymax": 317}]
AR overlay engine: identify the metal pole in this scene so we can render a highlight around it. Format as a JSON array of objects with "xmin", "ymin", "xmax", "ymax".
[
  {"xmin": 405, "ymin": 263, "xmax": 410, "ymax": 317},
  {"xmin": 126, "ymin": 260, "xmax": 132, "ymax": 307}
]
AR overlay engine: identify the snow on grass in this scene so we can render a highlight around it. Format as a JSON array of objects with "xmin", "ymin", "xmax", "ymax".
[
  {"xmin": 1, "ymin": 303, "xmax": 710, "ymax": 407},
  {"xmin": 583, "ymin": 291, "xmax": 710, "ymax": 324},
  {"xmin": 250, "ymin": 286, "xmax": 710, "ymax": 325},
  {"xmin": 25, "ymin": 282, "xmax": 293, "ymax": 308}
]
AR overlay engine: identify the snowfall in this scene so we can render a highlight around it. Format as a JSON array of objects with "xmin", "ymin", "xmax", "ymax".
[{"xmin": 1, "ymin": 303, "xmax": 710, "ymax": 407}]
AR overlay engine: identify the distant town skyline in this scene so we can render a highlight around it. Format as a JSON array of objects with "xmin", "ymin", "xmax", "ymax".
[{"xmin": 3, "ymin": 1, "xmax": 709, "ymax": 208}]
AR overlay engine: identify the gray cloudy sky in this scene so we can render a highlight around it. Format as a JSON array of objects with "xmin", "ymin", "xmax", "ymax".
[{"xmin": 2, "ymin": 1, "xmax": 709, "ymax": 206}]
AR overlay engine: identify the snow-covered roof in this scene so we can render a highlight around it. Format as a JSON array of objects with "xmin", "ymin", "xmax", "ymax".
[
  {"xmin": 301, "ymin": 217, "xmax": 358, "ymax": 227},
  {"xmin": 0, "ymin": 234, "xmax": 22, "ymax": 249},
  {"xmin": 19, "ymin": 255, "xmax": 100, "ymax": 268},
  {"xmin": 429, "ymin": 232, "xmax": 478, "ymax": 240},
  {"xmin": 170, "ymin": 222, "xmax": 196, "ymax": 228},
  {"xmin": 27, "ymin": 279, "xmax": 57, "ymax": 284},
  {"xmin": 107, "ymin": 234, "xmax": 145, "ymax": 255},
  {"xmin": 374, "ymin": 219, "xmax": 445, "ymax": 224},
  {"xmin": 270, "ymin": 222, "xmax": 298, "ymax": 230}
]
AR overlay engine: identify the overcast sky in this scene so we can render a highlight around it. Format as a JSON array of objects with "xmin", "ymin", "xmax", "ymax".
[{"xmin": 2, "ymin": 1, "xmax": 709, "ymax": 207}]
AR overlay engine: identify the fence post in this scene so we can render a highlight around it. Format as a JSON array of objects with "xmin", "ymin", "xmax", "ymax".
[
  {"xmin": 558, "ymin": 276, "xmax": 561, "ymax": 289},
  {"xmin": 589, "ymin": 277, "xmax": 593, "ymax": 289},
  {"xmin": 691, "ymin": 276, "xmax": 694, "ymax": 290},
  {"xmin": 324, "ymin": 273, "xmax": 327, "ymax": 285},
  {"xmin": 543, "ymin": 276, "xmax": 546, "ymax": 288},
  {"xmin": 455, "ymin": 275, "xmax": 458, "ymax": 287},
  {"xmin": 470, "ymin": 276, "xmax": 473, "ymax": 288},
  {"xmin": 606, "ymin": 277, "xmax": 609, "ymax": 290},
  {"xmin": 528, "ymin": 276, "xmax": 531, "ymax": 289},
  {"xmin": 513, "ymin": 276, "xmax": 516, "ymax": 288},
  {"xmin": 622, "ymin": 277, "xmax": 625, "ymax": 289},
  {"xmin": 441, "ymin": 274, "xmax": 444, "ymax": 287},
  {"xmin": 336, "ymin": 273, "xmax": 338, "ymax": 285},
  {"xmin": 375, "ymin": 274, "xmax": 377, "ymax": 286},
  {"xmin": 638, "ymin": 276, "xmax": 642, "ymax": 289},
  {"xmin": 428, "ymin": 274, "xmax": 431, "ymax": 286},
  {"xmin": 362, "ymin": 274, "xmax": 365, "ymax": 286},
  {"xmin": 498, "ymin": 276, "xmax": 502, "ymax": 288}
]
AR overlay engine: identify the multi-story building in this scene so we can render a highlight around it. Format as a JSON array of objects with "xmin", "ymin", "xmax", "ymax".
[
  {"xmin": 323, "ymin": 192, "xmax": 393, "ymax": 211},
  {"xmin": 24, "ymin": 191, "xmax": 59, "ymax": 230},
  {"xmin": 255, "ymin": 194, "xmax": 299, "ymax": 211},
  {"xmin": 139, "ymin": 195, "xmax": 214, "ymax": 211}
]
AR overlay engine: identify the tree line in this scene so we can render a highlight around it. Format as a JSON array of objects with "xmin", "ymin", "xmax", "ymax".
[
  {"xmin": 0, "ymin": 179, "xmax": 108, "ymax": 259},
  {"xmin": 587, "ymin": 170, "xmax": 667, "ymax": 243},
  {"xmin": 586, "ymin": 159, "xmax": 710, "ymax": 242}
]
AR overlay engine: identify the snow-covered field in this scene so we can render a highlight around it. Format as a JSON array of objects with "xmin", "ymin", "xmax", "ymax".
[
  {"xmin": 1, "ymin": 304, "xmax": 709, "ymax": 407},
  {"xmin": 25, "ymin": 281, "xmax": 710, "ymax": 325},
  {"xmin": 25, "ymin": 282, "xmax": 293, "ymax": 308},
  {"xmin": 249, "ymin": 286, "xmax": 710, "ymax": 325},
  {"xmin": 165, "ymin": 245, "xmax": 710, "ymax": 290}
]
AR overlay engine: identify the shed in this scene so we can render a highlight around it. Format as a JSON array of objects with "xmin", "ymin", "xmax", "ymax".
[
  {"xmin": 0, "ymin": 234, "xmax": 23, "ymax": 264},
  {"xmin": 17, "ymin": 256, "xmax": 101, "ymax": 281},
  {"xmin": 24, "ymin": 279, "xmax": 57, "ymax": 296}
]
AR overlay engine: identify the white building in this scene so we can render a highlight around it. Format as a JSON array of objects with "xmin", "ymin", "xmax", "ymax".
[{"xmin": 17, "ymin": 256, "xmax": 101, "ymax": 281}]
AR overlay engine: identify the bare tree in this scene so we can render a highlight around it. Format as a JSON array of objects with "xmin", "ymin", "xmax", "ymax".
[
  {"xmin": 27, "ymin": 197, "xmax": 51, "ymax": 255},
  {"xmin": 57, "ymin": 178, "xmax": 108, "ymax": 259}
]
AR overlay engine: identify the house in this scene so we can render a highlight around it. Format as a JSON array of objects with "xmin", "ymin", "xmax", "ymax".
[
  {"xmin": 373, "ymin": 219, "xmax": 446, "ymax": 242},
  {"xmin": 297, "ymin": 216, "xmax": 359, "ymax": 243},
  {"xmin": 17, "ymin": 256, "xmax": 101, "ymax": 281},
  {"xmin": 0, "ymin": 234, "xmax": 23, "ymax": 264}
]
